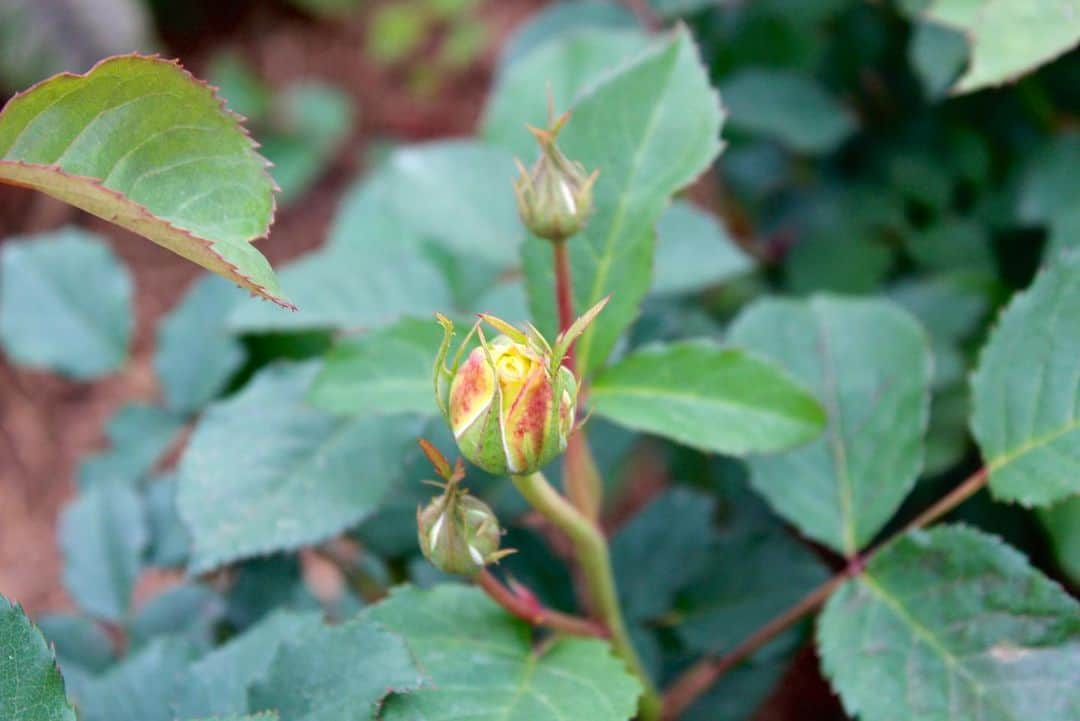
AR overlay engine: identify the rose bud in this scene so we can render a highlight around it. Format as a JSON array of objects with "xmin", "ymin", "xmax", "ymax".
[
  {"xmin": 415, "ymin": 442, "xmax": 512, "ymax": 576},
  {"xmin": 513, "ymin": 112, "xmax": 599, "ymax": 242},
  {"xmin": 432, "ymin": 299, "xmax": 608, "ymax": 476}
]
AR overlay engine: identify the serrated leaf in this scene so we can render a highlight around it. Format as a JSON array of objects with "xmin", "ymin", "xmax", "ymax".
[
  {"xmin": 590, "ymin": 341, "xmax": 826, "ymax": 455},
  {"xmin": 178, "ymin": 361, "xmax": 422, "ymax": 573},
  {"xmin": 523, "ymin": 28, "xmax": 723, "ymax": 377},
  {"xmin": 308, "ymin": 317, "xmax": 443, "ymax": 417},
  {"xmin": 59, "ymin": 477, "xmax": 147, "ymax": 621},
  {"xmin": 0, "ymin": 55, "xmax": 289, "ymax": 305},
  {"xmin": 248, "ymin": 616, "xmax": 421, "ymax": 721},
  {"xmin": 73, "ymin": 636, "xmax": 201, "ymax": 721},
  {"xmin": 971, "ymin": 251, "xmax": 1080, "ymax": 506},
  {"xmin": 720, "ymin": 68, "xmax": 856, "ymax": 153},
  {"xmin": 368, "ymin": 585, "xmax": 643, "ymax": 721},
  {"xmin": 228, "ymin": 178, "xmax": 452, "ymax": 332},
  {"xmin": 652, "ymin": 200, "xmax": 754, "ymax": 296},
  {"xmin": 155, "ymin": 274, "xmax": 246, "ymax": 415},
  {"xmin": 498, "ymin": 1, "xmax": 638, "ymax": 69},
  {"xmin": 0, "ymin": 596, "xmax": 77, "ymax": 721},
  {"xmin": 818, "ymin": 525, "xmax": 1080, "ymax": 721},
  {"xmin": 0, "ymin": 227, "xmax": 132, "ymax": 379},
  {"xmin": 174, "ymin": 610, "xmax": 322, "ymax": 718},
  {"xmin": 484, "ymin": 27, "xmax": 650, "ymax": 159},
  {"xmin": 906, "ymin": 0, "xmax": 1080, "ymax": 94},
  {"xmin": 729, "ymin": 295, "xmax": 932, "ymax": 555},
  {"xmin": 611, "ymin": 489, "xmax": 717, "ymax": 621}
]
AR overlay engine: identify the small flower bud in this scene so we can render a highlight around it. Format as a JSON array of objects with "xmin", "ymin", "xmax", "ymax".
[
  {"xmin": 432, "ymin": 299, "xmax": 608, "ymax": 477},
  {"xmin": 416, "ymin": 475, "xmax": 507, "ymax": 576},
  {"xmin": 513, "ymin": 113, "xmax": 599, "ymax": 242}
]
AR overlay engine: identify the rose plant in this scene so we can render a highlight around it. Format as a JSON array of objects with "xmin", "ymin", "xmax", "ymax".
[{"xmin": 1, "ymin": 3, "xmax": 1079, "ymax": 721}]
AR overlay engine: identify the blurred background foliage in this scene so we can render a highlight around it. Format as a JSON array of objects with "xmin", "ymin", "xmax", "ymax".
[{"xmin": 0, "ymin": 2, "xmax": 1077, "ymax": 720}]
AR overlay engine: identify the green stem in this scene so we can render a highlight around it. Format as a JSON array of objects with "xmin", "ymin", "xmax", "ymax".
[{"xmin": 512, "ymin": 471, "xmax": 662, "ymax": 721}]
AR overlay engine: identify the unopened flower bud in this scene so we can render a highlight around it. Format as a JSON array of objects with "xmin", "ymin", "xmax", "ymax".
[
  {"xmin": 513, "ymin": 113, "xmax": 598, "ymax": 242},
  {"xmin": 417, "ymin": 480, "xmax": 505, "ymax": 576},
  {"xmin": 433, "ymin": 299, "xmax": 608, "ymax": 476}
]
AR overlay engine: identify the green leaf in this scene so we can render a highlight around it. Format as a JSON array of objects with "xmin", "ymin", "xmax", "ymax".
[
  {"xmin": 368, "ymin": 585, "xmax": 643, "ymax": 721},
  {"xmin": 73, "ymin": 637, "xmax": 201, "ymax": 721},
  {"xmin": 498, "ymin": 1, "xmax": 637, "ymax": 68},
  {"xmin": 261, "ymin": 83, "xmax": 353, "ymax": 202},
  {"xmin": 1047, "ymin": 205, "xmax": 1080, "ymax": 260},
  {"xmin": 228, "ymin": 178, "xmax": 452, "ymax": 332},
  {"xmin": 905, "ymin": 1, "xmax": 1080, "ymax": 94},
  {"xmin": 379, "ymin": 141, "xmax": 523, "ymax": 267},
  {"xmin": 729, "ymin": 296, "xmax": 932, "ymax": 555},
  {"xmin": 908, "ymin": 20, "xmax": 968, "ymax": 99},
  {"xmin": 185, "ymin": 714, "xmax": 278, "ymax": 721},
  {"xmin": 785, "ymin": 231, "xmax": 893, "ymax": 295},
  {"xmin": 0, "ymin": 0, "xmax": 155, "ymax": 90},
  {"xmin": 675, "ymin": 515, "xmax": 828, "ymax": 654},
  {"xmin": 1038, "ymin": 496, "xmax": 1080, "ymax": 587},
  {"xmin": 522, "ymin": 28, "xmax": 724, "ymax": 376},
  {"xmin": 652, "ymin": 201, "xmax": 754, "ymax": 296},
  {"xmin": 611, "ymin": 489, "xmax": 717, "ymax": 621},
  {"xmin": 971, "ymin": 251, "xmax": 1080, "ymax": 506},
  {"xmin": 484, "ymin": 27, "xmax": 650, "ymax": 159},
  {"xmin": 155, "ymin": 274, "xmax": 246, "ymax": 415},
  {"xmin": 720, "ymin": 68, "xmax": 856, "ymax": 153},
  {"xmin": 309, "ymin": 317, "xmax": 443, "ymax": 417},
  {"xmin": 178, "ymin": 361, "xmax": 422, "ymax": 573},
  {"xmin": 0, "ymin": 596, "xmax": 76, "ymax": 721},
  {"xmin": 128, "ymin": 584, "xmax": 221, "ymax": 650},
  {"xmin": 36, "ymin": 614, "xmax": 116, "ymax": 675},
  {"xmin": 59, "ymin": 477, "xmax": 147, "ymax": 621},
  {"xmin": 144, "ymin": 472, "xmax": 191, "ymax": 567},
  {"xmin": 77, "ymin": 403, "xmax": 184, "ymax": 489},
  {"xmin": 174, "ymin": 610, "xmax": 322, "ymax": 718},
  {"xmin": 249, "ymin": 616, "xmax": 421, "ymax": 720},
  {"xmin": 590, "ymin": 341, "xmax": 826, "ymax": 455},
  {"xmin": 0, "ymin": 56, "xmax": 289, "ymax": 305},
  {"xmin": 1017, "ymin": 132, "xmax": 1080, "ymax": 225},
  {"xmin": 818, "ymin": 525, "xmax": 1080, "ymax": 721},
  {"xmin": 0, "ymin": 227, "xmax": 132, "ymax": 379}
]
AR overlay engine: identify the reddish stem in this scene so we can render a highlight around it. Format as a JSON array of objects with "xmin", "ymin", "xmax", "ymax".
[
  {"xmin": 476, "ymin": 568, "xmax": 608, "ymax": 637},
  {"xmin": 660, "ymin": 466, "xmax": 991, "ymax": 720},
  {"xmin": 554, "ymin": 241, "xmax": 576, "ymax": 371}
]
